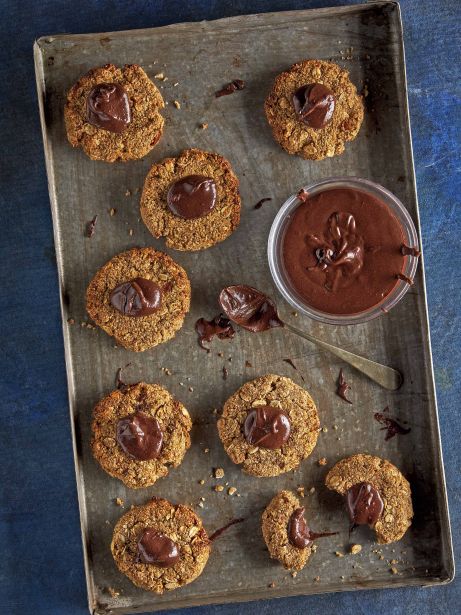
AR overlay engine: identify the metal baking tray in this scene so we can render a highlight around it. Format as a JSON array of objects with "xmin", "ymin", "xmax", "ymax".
[{"xmin": 34, "ymin": 1, "xmax": 454, "ymax": 613}]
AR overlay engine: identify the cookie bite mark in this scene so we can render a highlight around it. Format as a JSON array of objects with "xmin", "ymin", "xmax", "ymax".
[
  {"xmin": 265, "ymin": 59, "xmax": 363, "ymax": 160},
  {"xmin": 140, "ymin": 148, "xmax": 241, "ymax": 251},
  {"xmin": 217, "ymin": 374, "xmax": 319, "ymax": 477},
  {"xmin": 91, "ymin": 382, "xmax": 192, "ymax": 489},
  {"xmin": 64, "ymin": 64, "xmax": 164, "ymax": 161},
  {"xmin": 86, "ymin": 247, "xmax": 190, "ymax": 352},
  {"xmin": 325, "ymin": 454, "xmax": 413, "ymax": 543},
  {"xmin": 111, "ymin": 497, "xmax": 210, "ymax": 593}
]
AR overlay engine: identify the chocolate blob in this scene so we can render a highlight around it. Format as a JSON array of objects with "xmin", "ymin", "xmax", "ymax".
[
  {"xmin": 87, "ymin": 83, "xmax": 131, "ymax": 133},
  {"xmin": 243, "ymin": 406, "xmax": 290, "ymax": 449},
  {"xmin": 219, "ymin": 285, "xmax": 283, "ymax": 332},
  {"xmin": 135, "ymin": 529, "xmax": 180, "ymax": 567},
  {"xmin": 110, "ymin": 277, "xmax": 162, "ymax": 317},
  {"xmin": 167, "ymin": 175, "xmax": 217, "ymax": 219},
  {"xmin": 293, "ymin": 83, "xmax": 335, "ymax": 129},
  {"xmin": 288, "ymin": 507, "xmax": 337, "ymax": 549},
  {"xmin": 346, "ymin": 482, "xmax": 384, "ymax": 528},
  {"xmin": 282, "ymin": 188, "xmax": 408, "ymax": 315},
  {"xmin": 116, "ymin": 411, "xmax": 163, "ymax": 460},
  {"xmin": 195, "ymin": 315, "xmax": 235, "ymax": 349}
]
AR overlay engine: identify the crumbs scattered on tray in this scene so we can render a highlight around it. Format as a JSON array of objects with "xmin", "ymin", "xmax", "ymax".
[{"xmin": 215, "ymin": 79, "xmax": 245, "ymax": 97}]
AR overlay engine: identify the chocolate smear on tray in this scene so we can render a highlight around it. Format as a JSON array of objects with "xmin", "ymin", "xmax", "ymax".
[
  {"xmin": 215, "ymin": 79, "xmax": 245, "ymax": 97},
  {"xmin": 219, "ymin": 285, "xmax": 283, "ymax": 332},
  {"xmin": 346, "ymin": 482, "xmax": 384, "ymax": 529},
  {"xmin": 288, "ymin": 507, "xmax": 337, "ymax": 549},
  {"xmin": 86, "ymin": 215, "xmax": 98, "ymax": 238},
  {"xmin": 135, "ymin": 529, "xmax": 179, "ymax": 567},
  {"xmin": 283, "ymin": 358, "xmax": 305, "ymax": 382},
  {"xmin": 209, "ymin": 518, "xmax": 245, "ymax": 542},
  {"xmin": 374, "ymin": 408, "xmax": 411, "ymax": 441},
  {"xmin": 195, "ymin": 315, "xmax": 235, "ymax": 350},
  {"xmin": 336, "ymin": 369, "xmax": 352, "ymax": 404},
  {"xmin": 254, "ymin": 197, "xmax": 272, "ymax": 210},
  {"xmin": 401, "ymin": 245, "xmax": 421, "ymax": 257},
  {"xmin": 222, "ymin": 366, "xmax": 228, "ymax": 380},
  {"xmin": 115, "ymin": 363, "xmax": 135, "ymax": 390}
]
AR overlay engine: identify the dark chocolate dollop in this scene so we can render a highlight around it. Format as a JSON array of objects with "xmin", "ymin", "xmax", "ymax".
[
  {"xmin": 219, "ymin": 285, "xmax": 283, "ymax": 332},
  {"xmin": 110, "ymin": 277, "xmax": 162, "ymax": 317},
  {"xmin": 167, "ymin": 175, "xmax": 217, "ymax": 219},
  {"xmin": 87, "ymin": 83, "xmax": 131, "ymax": 133},
  {"xmin": 195, "ymin": 314, "xmax": 235, "ymax": 349},
  {"xmin": 288, "ymin": 507, "xmax": 337, "ymax": 549},
  {"xmin": 293, "ymin": 83, "xmax": 335, "ymax": 129},
  {"xmin": 135, "ymin": 529, "xmax": 180, "ymax": 567},
  {"xmin": 243, "ymin": 406, "xmax": 290, "ymax": 449},
  {"xmin": 346, "ymin": 482, "xmax": 384, "ymax": 528},
  {"xmin": 116, "ymin": 411, "xmax": 163, "ymax": 460}
]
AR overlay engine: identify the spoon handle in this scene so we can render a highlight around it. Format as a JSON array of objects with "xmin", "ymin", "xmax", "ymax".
[{"xmin": 283, "ymin": 321, "xmax": 402, "ymax": 391}]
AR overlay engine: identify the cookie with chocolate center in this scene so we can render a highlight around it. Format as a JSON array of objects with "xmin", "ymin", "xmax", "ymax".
[
  {"xmin": 64, "ymin": 64, "xmax": 164, "ymax": 161},
  {"xmin": 217, "ymin": 375, "xmax": 319, "ymax": 477},
  {"xmin": 264, "ymin": 59, "xmax": 364, "ymax": 160},
  {"xmin": 140, "ymin": 148, "xmax": 241, "ymax": 251},
  {"xmin": 111, "ymin": 497, "xmax": 210, "ymax": 593},
  {"xmin": 92, "ymin": 382, "xmax": 192, "ymax": 489},
  {"xmin": 86, "ymin": 247, "xmax": 190, "ymax": 352},
  {"xmin": 325, "ymin": 454, "xmax": 413, "ymax": 543},
  {"xmin": 262, "ymin": 490, "xmax": 335, "ymax": 571}
]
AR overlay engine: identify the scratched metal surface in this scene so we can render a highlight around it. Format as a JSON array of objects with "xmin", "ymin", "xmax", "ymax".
[{"xmin": 34, "ymin": 2, "xmax": 453, "ymax": 613}]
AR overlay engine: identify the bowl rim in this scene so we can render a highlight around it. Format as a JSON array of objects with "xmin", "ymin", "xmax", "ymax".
[{"xmin": 267, "ymin": 176, "xmax": 420, "ymax": 326}]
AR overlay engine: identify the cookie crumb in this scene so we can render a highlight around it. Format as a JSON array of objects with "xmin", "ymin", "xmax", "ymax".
[
  {"xmin": 125, "ymin": 190, "xmax": 131, "ymax": 197},
  {"xmin": 173, "ymin": 100, "xmax": 181, "ymax": 109},
  {"xmin": 154, "ymin": 72, "xmax": 165, "ymax": 79},
  {"xmin": 309, "ymin": 487, "xmax": 316, "ymax": 494},
  {"xmin": 335, "ymin": 551, "xmax": 344, "ymax": 558},
  {"xmin": 296, "ymin": 486, "xmax": 305, "ymax": 497},
  {"xmin": 268, "ymin": 581, "xmax": 276, "ymax": 588},
  {"xmin": 390, "ymin": 567, "xmax": 398, "ymax": 575},
  {"xmin": 67, "ymin": 318, "xmax": 75, "ymax": 325},
  {"xmin": 109, "ymin": 207, "xmax": 116, "ymax": 216},
  {"xmin": 198, "ymin": 479, "xmax": 205, "ymax": 485},
  {"xmin": 350, "ymin": 544, "xmax": 362, "ymax": 554},
  {"xmin": 114, "ymin": 497, "xmax": 124, "ymax": 507},
  {"xmin": 107, "ymin": 587, "xmax": 120, "ymax": 598},
  {"xmin": 214, "ymin": 468, "xmax": 225, "ymax": 479},
  {"xmin": 322, "ymin": 426, "xmax": 328, "ymax": 433},
  {"xmin": 128, "ymin": 229, "xmax": 133, "ymax": 236},
  {"xmin": 228, "ymin": 487, "xmax": 237, "ymax": 495},
  {"xmin": 291, "ymin": 571, "xmax": 297, "ymax": 578},
  {"xmin": 204, "ymin": 448, "xmax": 210, "ymax": 453},
  {"xmin": 200, "ymin": 122, "xmax": 208, "ymax": 130},
  {"xmin": 197, "ymin": 501, "xmax": 204, "ymax": 508},
  {"xmin": 214, "ymin": 485, "xmax": 224, "ymax": 492},
  {"xmin": 314, "ymin": 576, "xmax": 320, "ymax": 582},
  {"xmin": 318, "ymin": 457, "xmax": 327, "ymax": 466}
]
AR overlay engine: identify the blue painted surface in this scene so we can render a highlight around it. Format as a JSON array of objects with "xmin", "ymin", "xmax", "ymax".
[{"xmin": 0, "ymin": 1, "xmax": 459, "ymax": 614}]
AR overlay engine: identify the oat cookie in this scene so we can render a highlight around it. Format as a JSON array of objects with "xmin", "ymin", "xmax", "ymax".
[
  {"xmin": 264, "ymin": 59, "xmax": 363, "ymax": 160},
  {"xmin": 140, "ymin": 148, "xmax": 241, "ymax": 251},
  {"xmin": 111, "ymin": 497, "xmax": 210, "ymax": 593},
  {"xmin": 86, "ymin": 247, "xmax": 190, "ymax": 352},
  {"xmin": 92, "ymin": 382, "xmax": 192, "ymax": 489},
  {"xmin": 64, "ymin": 64, "xmax": 164, "ymax": 161},
  {"xmin": 325, "ymin": 453, "xmax": 413, "ymax": 543},
  {"xmin": 217, "ymin": 374, "xmax": 320, "ymax": 477},
  {"xmin": 262, "ymin": 491, "xmax": 316, "ymax": 571}
]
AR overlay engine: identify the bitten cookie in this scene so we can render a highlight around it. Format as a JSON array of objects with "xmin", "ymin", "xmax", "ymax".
[
  {"xmin": 262, "ymin": 491, "xmax": 328, "ymax": 571},
  {"xmin": 217, "ymin": 375, "xmax": 320, "ymax": 477},
  {"xmin": 325, "ymin": 454, "xmax": 413, "ymax": 544},
  {"xmin": 92, "ymin": 382, "xmax": 192, "ymax": 489},
  {"xmin": 64, "ymin": 64, "xmax": 164, "ymax": 161},
  {"xmin": 264, "ymin": 59, "xmax": 363, "ymax": 160},
  {"xmin": 111, "ymin": 497, "xmax": 210, "ymax": 593},
  {"xmin": 140, "ymin": 148, "xmax": 241, "ymax": 251},
  {"xmin": 86, "ymin": 247, "xmax": 190, "ymax": 352}
]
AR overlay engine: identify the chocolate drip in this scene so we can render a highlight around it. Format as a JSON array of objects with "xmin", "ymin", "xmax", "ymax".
[
  {"xmin": 243, "ymin": 406, "xmax": 290, "ymax": 449},
  {"xmin": 136, "ymin": 529, "xmax": 179, "ymax": 567},
  {"xmin": 195, "ymin": 315, "xmax": 235, "ymax": 350},
  {"xmin": 209, "ymin": 518, "xmax": 245, "ymax": 541},
  {"xmin": 288, "ymin": 507, "xmax": 337, "ymax": 549},
  {"xmin": 374, "ymin": 409, "xmax": 411, "ymax": 440}
]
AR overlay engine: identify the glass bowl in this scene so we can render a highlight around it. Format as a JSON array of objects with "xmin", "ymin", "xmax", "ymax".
[{"xmin": 267, "ymin": 177, "xmax": 420, "ymax": 326}]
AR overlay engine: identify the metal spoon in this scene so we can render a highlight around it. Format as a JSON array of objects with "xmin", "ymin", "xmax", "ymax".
[{"xmin": 219, "ymin": 285, "xmax": 403, "ymax": 391}]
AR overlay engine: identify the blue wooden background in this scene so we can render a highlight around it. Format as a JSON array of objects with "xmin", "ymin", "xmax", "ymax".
[{"xmin": 0, "ymin": 1, "xmax": 459, "ymax": 614}]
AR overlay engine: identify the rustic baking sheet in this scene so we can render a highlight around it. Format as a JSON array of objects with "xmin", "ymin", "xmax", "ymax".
[{"xmin": 34, "ymin": 2, "xmax": 454, "ymax": 613}]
